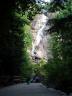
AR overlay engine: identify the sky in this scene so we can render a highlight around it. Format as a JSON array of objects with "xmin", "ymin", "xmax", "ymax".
[
  {"xmin": 36, "ymin": 0, "xmax": 51, "ymax": 3},
  {"xmin": 42, "ymin": 0, "xmax": 51, "ymax": 2}
]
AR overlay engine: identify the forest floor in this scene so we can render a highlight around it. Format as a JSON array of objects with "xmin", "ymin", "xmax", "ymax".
[{"xmin": 0, "ymin": 83, "xmax": 72, "ymax": 96}]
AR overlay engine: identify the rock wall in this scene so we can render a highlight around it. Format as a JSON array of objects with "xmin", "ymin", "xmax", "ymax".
[{"xmin": 31, "ymin": 12, "xmax": 58, "ymax": 62}]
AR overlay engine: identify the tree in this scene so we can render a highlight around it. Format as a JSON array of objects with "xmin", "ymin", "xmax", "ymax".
[
  {"xmin": 44, "ymin": 0, "xmax": 72, "ymax": 94},
  {"xmin": 0, "ymin": 0, "xmax": 39, "ymax": 85}
]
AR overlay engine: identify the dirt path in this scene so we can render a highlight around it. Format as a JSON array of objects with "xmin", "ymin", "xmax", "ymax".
[{"xmin": 0, "ymin": 83, "xmax": 71, "ymax": 96}]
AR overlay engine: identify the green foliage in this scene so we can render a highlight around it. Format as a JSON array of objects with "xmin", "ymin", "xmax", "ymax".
[
  {"xmin": 15, "ymin": 4, "xmax": 39, "ymax": 80},
  {"xmin": 31, "ymin": 59, "xmax": 47, "ymax": 81},
  {"xmin": 50, "ymin": 32, "xmax": 62, "ymax": 59},
  {"xmin": 44, "ymin": 0, "xmax": 72, "ymax": 93},
  {"xmin": 0, "ymin": 0, "xmax": 41, "ymax": 85},
  {"xmin": 23, "ymin": 24, "xmax": 32, "ymax": 47},
  {"xmin": 27, "ymin": 4, "xmax": 41, "ymax": 20},
  {"xmin": 14, "ymin": 13, "xmax": 32, "ymax": 79},
  {"xmin": 56, "ymin": 0, "xmax": 72, "ymax": 19},
  {"xmin": 20, "ymin": 51, "xmax": 32, "ymax": 81},
  {"xmin": 44, "ymin": 1, "xmax": 65, "ymax": 12}
]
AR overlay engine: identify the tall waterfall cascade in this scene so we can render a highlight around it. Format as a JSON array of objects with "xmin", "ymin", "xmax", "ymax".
[
  {"xmin": 31, "ymin": 13, "xmax": 51, "ymax": 62},
  {"xmin": 31, "ymin": 8, "xmax": 58, "ymax": 63}
]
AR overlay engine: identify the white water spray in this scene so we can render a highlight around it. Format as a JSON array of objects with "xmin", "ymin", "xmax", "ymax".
[
  {"xmin": 31, "ymin": 14, "xmax": 48, "ymax": 58},
  {"xmin": 35, "ymin": 24, "xmax": 45, "ymax": 46}
]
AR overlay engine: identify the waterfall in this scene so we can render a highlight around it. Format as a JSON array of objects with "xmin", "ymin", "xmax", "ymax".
[
  {"xmin": 35, "ymin": 24, "xmax": 45, "ymax": 46},
  {"xmin": 30, "ymin": 1, "xmax": 59, "ymax": 63},
  {"xmin": 31, "ymin": 11, "xmax": 55, "ymax": 62},
  {"xmin": 31, "ymin": 24, "xmax": 45, "ymax": 57},
  {"xmin": 31, "ymin": 13, "xmax": 48, "ymax": 60}
]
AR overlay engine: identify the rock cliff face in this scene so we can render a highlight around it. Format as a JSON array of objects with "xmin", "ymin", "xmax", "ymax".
[
  {"xmin": 31, "ymin": 14, "xmax": 49, "ymax": 61},
  {"xmin": 31, "ymin": 12, "xmax": 58, "ymax": 62}
]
